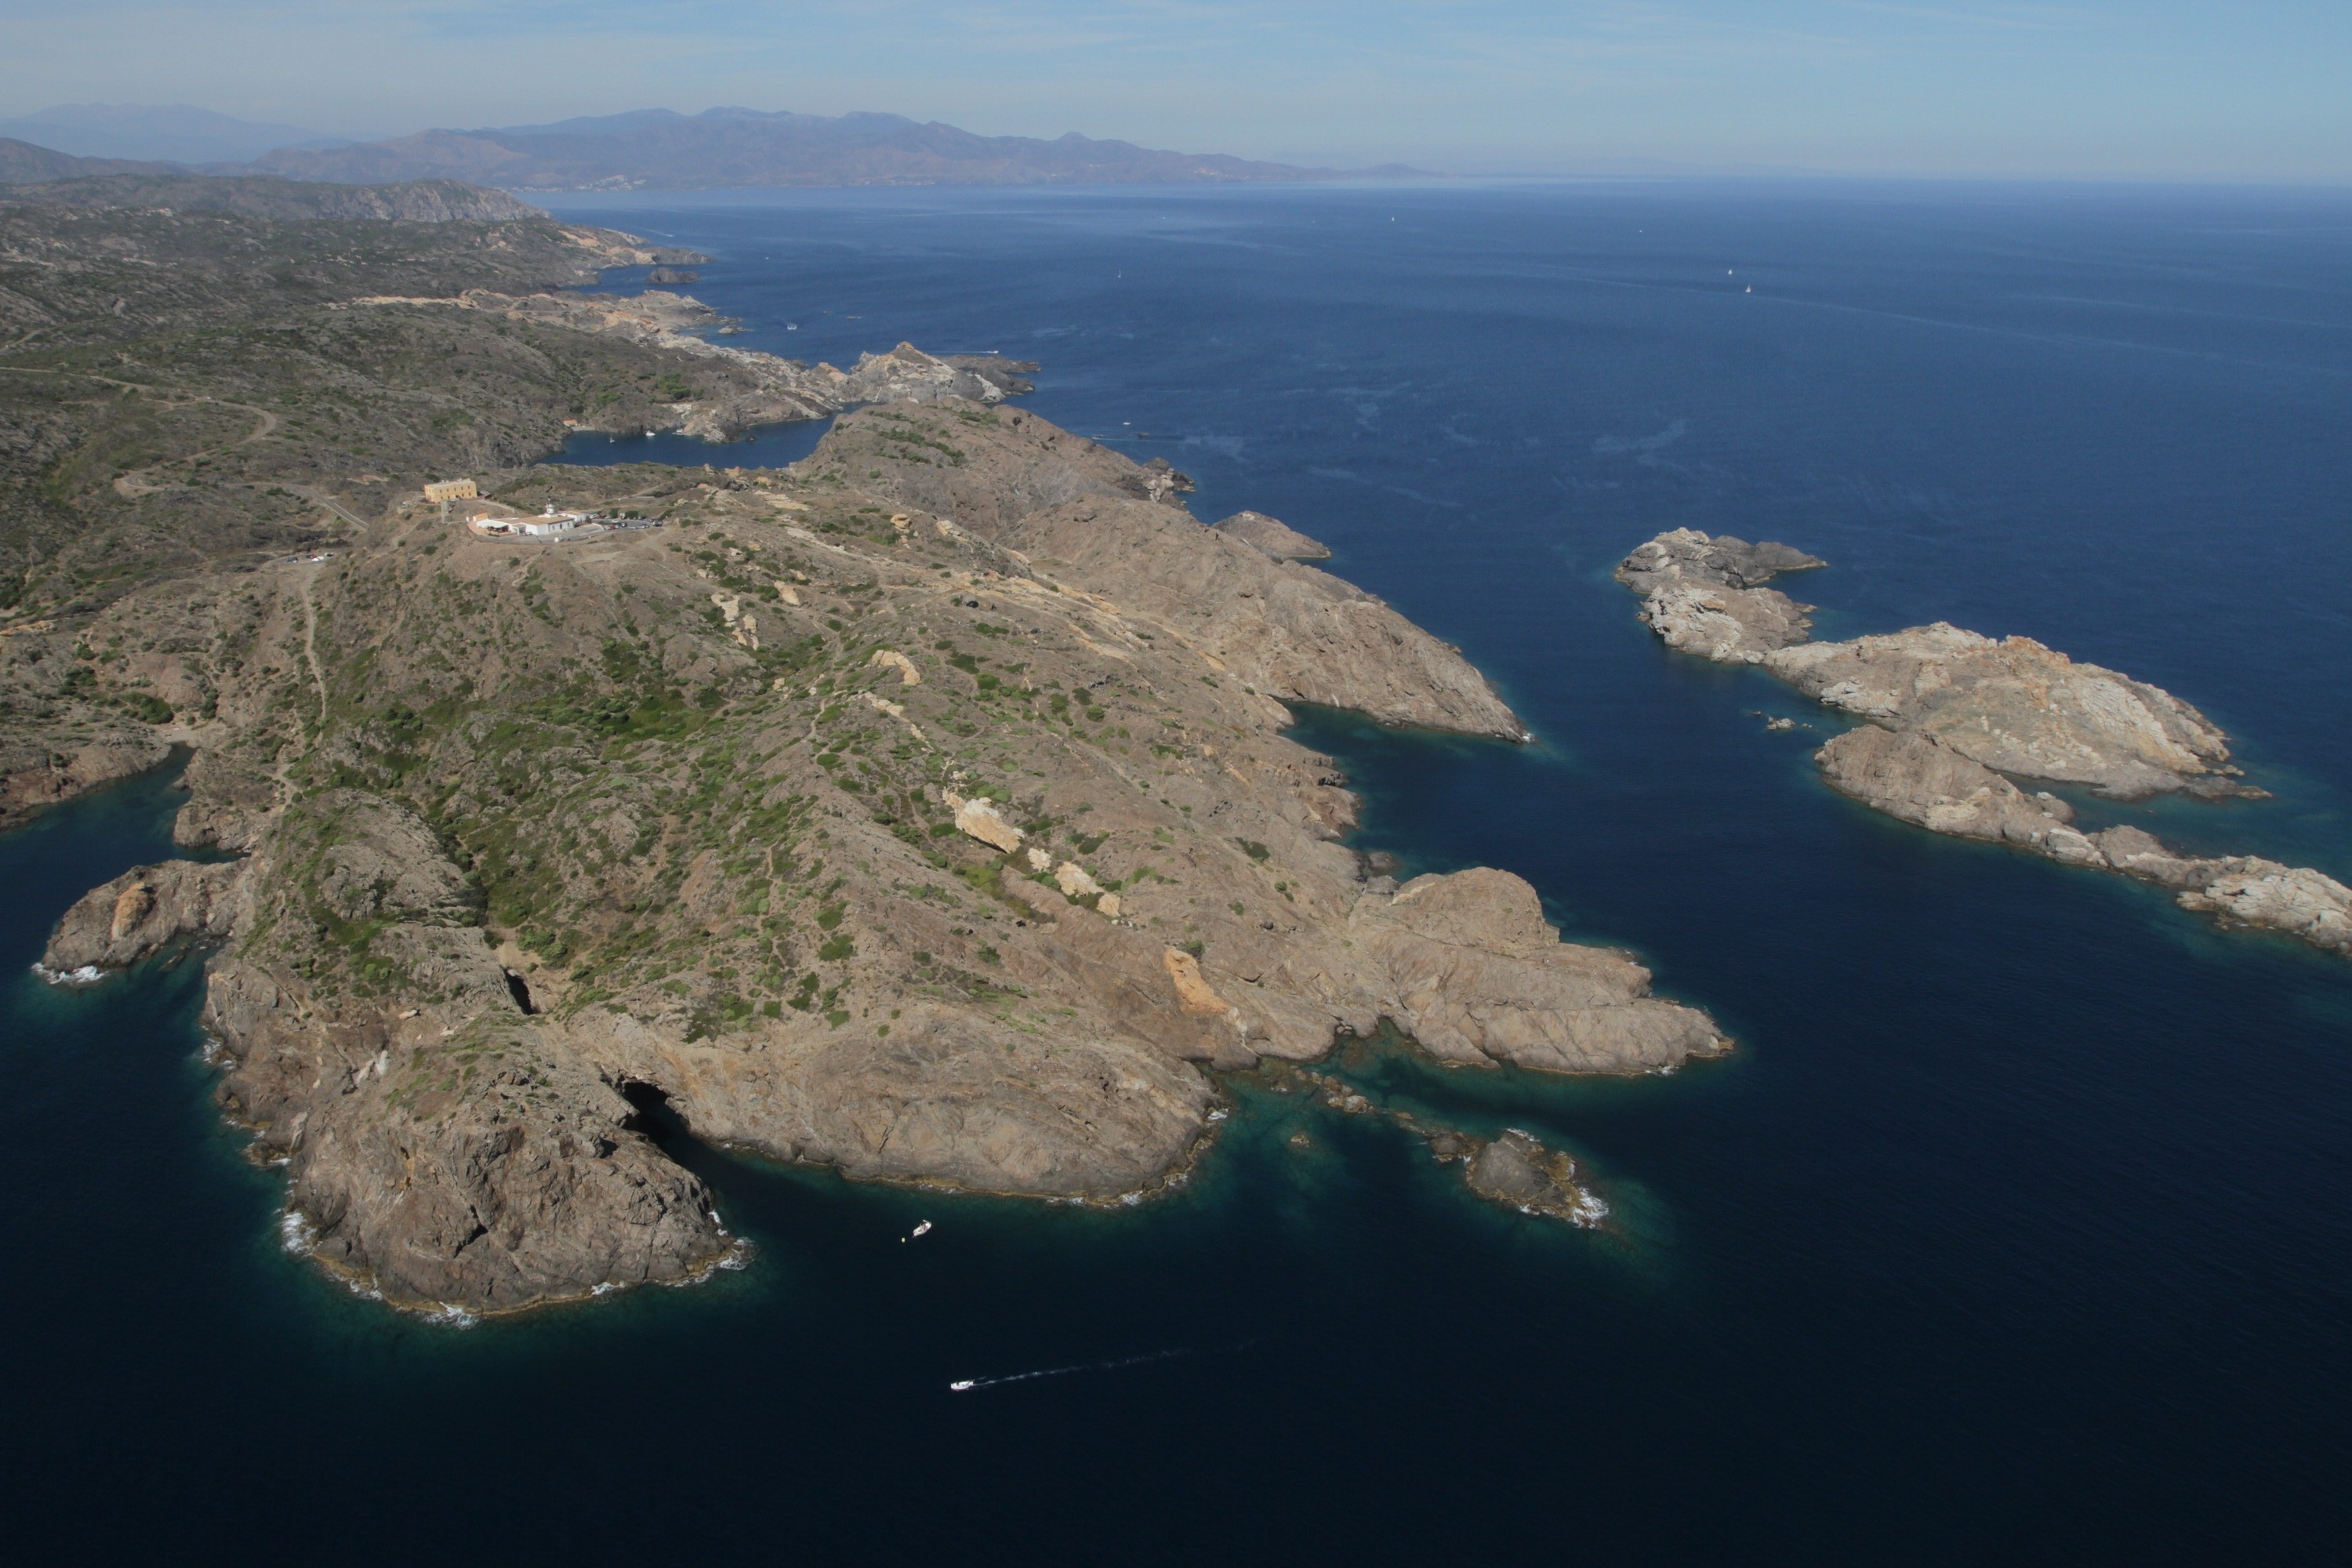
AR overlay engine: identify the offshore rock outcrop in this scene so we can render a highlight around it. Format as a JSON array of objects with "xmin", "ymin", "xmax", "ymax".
[
  {"xmin": 1614, "ymin": 526, "xmax": 1824, "ymax": 664},
  {"xmin": 1277, "ymin": 1062, "xmax": 1613, "ymax": 1228},
  {"xmin": 1621, "ymin": 529, "xmax": 2351, "ymax": 959}
]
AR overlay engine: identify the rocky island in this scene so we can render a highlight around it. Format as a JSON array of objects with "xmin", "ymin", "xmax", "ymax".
[
  {"xmin": 2, "ymin": 176, "xmax": 1727, "ymax": 1314},
  {"xmin": 1619, "ymin": 528, "xmax": 2352, "ymax": 957}
]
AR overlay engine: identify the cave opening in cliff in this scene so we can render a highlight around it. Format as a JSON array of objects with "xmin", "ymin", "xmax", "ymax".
[
  {"xmin": 618, "ymin": 1078, "xmax": 694, "ymax": 1150},
  {"xmin": 503, "ymin": 969, "xmax": 536, "ymax": 1014}
]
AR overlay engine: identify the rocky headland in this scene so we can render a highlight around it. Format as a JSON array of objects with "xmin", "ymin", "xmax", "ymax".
[
  {"xmin": 1619, "ymin": 528, "xmax": 2352, "ymax": 957},
  {"xmin": 8, "ymin": 216, "xmax": 1733, "ymax": 1315}
]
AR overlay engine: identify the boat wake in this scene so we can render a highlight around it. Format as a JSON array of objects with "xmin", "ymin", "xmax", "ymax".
[{"xmin": 949, "ymin": 1339, "xmax": 1254, "ymax": 1394}]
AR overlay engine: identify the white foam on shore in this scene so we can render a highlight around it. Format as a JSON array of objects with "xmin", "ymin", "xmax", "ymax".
[
  {"xmin": 31, "ymin": 962, "xmax": 105, "ymax": 987},
  {"xmin": 423, "ymin": 1303, "xmax": 479, "ymax": 1330},
  {"xmin": 278, "ymin": 1208, "xmax": 318, "ymax": 1255}
]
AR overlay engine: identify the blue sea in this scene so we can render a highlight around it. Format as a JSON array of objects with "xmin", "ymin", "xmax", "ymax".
[{"xmin": 6, "ymin": 182, "xmax": 2350, "ymax": 1563}]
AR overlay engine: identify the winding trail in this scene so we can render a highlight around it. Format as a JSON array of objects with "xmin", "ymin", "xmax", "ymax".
[
  {"xmin": 113, "ymin": 397, "xmax": 280, "ymax": 498},
  {"xmin": 285, "ymin": 484, "xmax": 368, "ymax": 531}
]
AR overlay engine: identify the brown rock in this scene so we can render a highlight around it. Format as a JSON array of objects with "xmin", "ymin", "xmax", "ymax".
[
  {"xmin": 41, "ymin": 858, "xmax": 244, "ymax": 975},
  {"xmin": 1349, "ymin": 869, "xmax": 1727, "ymax": 1074},
  {"xmin": 1769, "ymin": 622, "xmax": 2237, "ymax": 798},
  {"xmin": 2176, "ymin": 862, "xmax": 2352, "ymax": 954},
  {"xmin": 0, "ymin": 732, "xmax": 172, "ymax": 834},
  {"xmin": 1814, "ymin": 725, "xmax": 2096, "ymax": 855},
  {"xmin": 1211, "ymin": 510, "xmax": 1331, "ymax": 561}
]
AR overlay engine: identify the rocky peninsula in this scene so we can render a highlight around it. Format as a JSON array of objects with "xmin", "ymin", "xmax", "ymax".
[
  {"xmin": 2, "ymin": 181, "xmax": 1733, "ymax": 1312},
  {"xmin": 1619, "ymin": 528, "xmax": 2352, "ymax": 957}
]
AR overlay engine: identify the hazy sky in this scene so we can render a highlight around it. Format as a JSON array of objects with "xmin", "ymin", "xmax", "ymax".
[{"xmin": 3, "ymin": 1, "xmax": 2346, "ymax": 180}]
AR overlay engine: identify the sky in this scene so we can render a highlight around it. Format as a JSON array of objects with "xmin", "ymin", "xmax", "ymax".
[{"xmin": 1, "ymin": 1, "xmax": 2346, "ymax": 182}]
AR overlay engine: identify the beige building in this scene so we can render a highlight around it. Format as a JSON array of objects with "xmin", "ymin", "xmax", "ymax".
[{"xmin": 423, "ymin": 478, "xmax": 478, "ymax": 504}]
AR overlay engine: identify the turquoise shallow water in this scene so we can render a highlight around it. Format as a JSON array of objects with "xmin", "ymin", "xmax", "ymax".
[{"xmin": 6, "ymin": 183, "xmax": 2351, "ymax": 1563}]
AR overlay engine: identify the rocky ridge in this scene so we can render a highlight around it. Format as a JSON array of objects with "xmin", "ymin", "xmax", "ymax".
[
  {"xmin": 365, "ymin": 284, "xmax": 1040, "ymax": 440},
  {"xmin": 1620, "ymin": 529, "xmax": 2351, "ymax": 957}
]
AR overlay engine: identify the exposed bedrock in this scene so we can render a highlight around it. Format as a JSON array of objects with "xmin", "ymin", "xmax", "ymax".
[
  {"xmin": 287, "ymin": 1028, "xmax": 731, "ymax": 1312},
  {"xmin": 1212, "ymin": 510, "xmax": 1332, "ymax": 561},
  {"xmin": 1766, "ymin": 623, "xmax": 2247, "ymax": 800},
  {"xmin": 40, "ymin": 858, "xmax": 245, "ymax": 975},
  {"xmin": 1617, "ymin": 530, "xmax": 2347, "ymax": 960},
  {"xmin": 820, "ymin": 402, "xmax": 1529, "ymax": 739},
  {"xmin": 1349, "ymin": 869, "xmax": 1726, "ymax": 1074},
  {"xmin": 0, "ymin": 731, "xmax": 172, "ymax": 835},
  {"xmin": 1817, "ymin": 728, "xmax": 2352, "ymax": 954},
  {"xmin": 1615, "ymin": 528, "xmax": 1827, "ymax": 594},
  {"xmin": 1614, "ymin": 525, "xmax": 1824, "ymax": 664},
  {"xmin": 1617, "ymin": 528, "xmax": 2249, "ymax": 800},
  {"xmin": 187, "ymin": 793, "xmax": 735, "ymax": 1311},
  {"xmin": 1464, "ymin": 1129, "xmax": 1609, "ymax": 1225},
  {"xmin": 999, "ymin": 495, "xmax": 1530, "ymax": 739},
  {"xmin": 1817, "ymin": 726, "xmax": 2096, "ymax": 856}
]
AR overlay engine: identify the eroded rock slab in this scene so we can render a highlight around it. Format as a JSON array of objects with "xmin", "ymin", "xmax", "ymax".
[
  {"xmin": 1350, "ymin": 868, "xmax": 1727, "ymax": 1074},
  {"xmin": 1769, "ymin": 622, "xmax": 2245, "ymax": 799},
  {"xmin": 1816, "ymin": 726, "xmax": 2099, "ymax": 860}
]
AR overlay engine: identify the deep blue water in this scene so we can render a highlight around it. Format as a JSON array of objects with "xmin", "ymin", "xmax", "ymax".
[
  {"xmin": 8, "ymin": 183, "xmax": 2351, "ymax": 1563},
  {"xmin": 557, "ymin": 417, "xmax": 831, "ymax": 468}
]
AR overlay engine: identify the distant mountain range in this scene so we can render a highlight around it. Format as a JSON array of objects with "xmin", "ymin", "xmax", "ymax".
[
  {"xmin": 249, "ymin": 107, "xmax": 1423, "ymax": 190},
  {"xmin": 0, "ymin": 138, "xmax": 220, "ymax": 189},
  {"xmin": 0, "ymin": 104, "xmax": 1422, "ymax": 195},
  {"xmin": 0, "ymin": 103, "xmax": 345, "ymax": 165}
]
